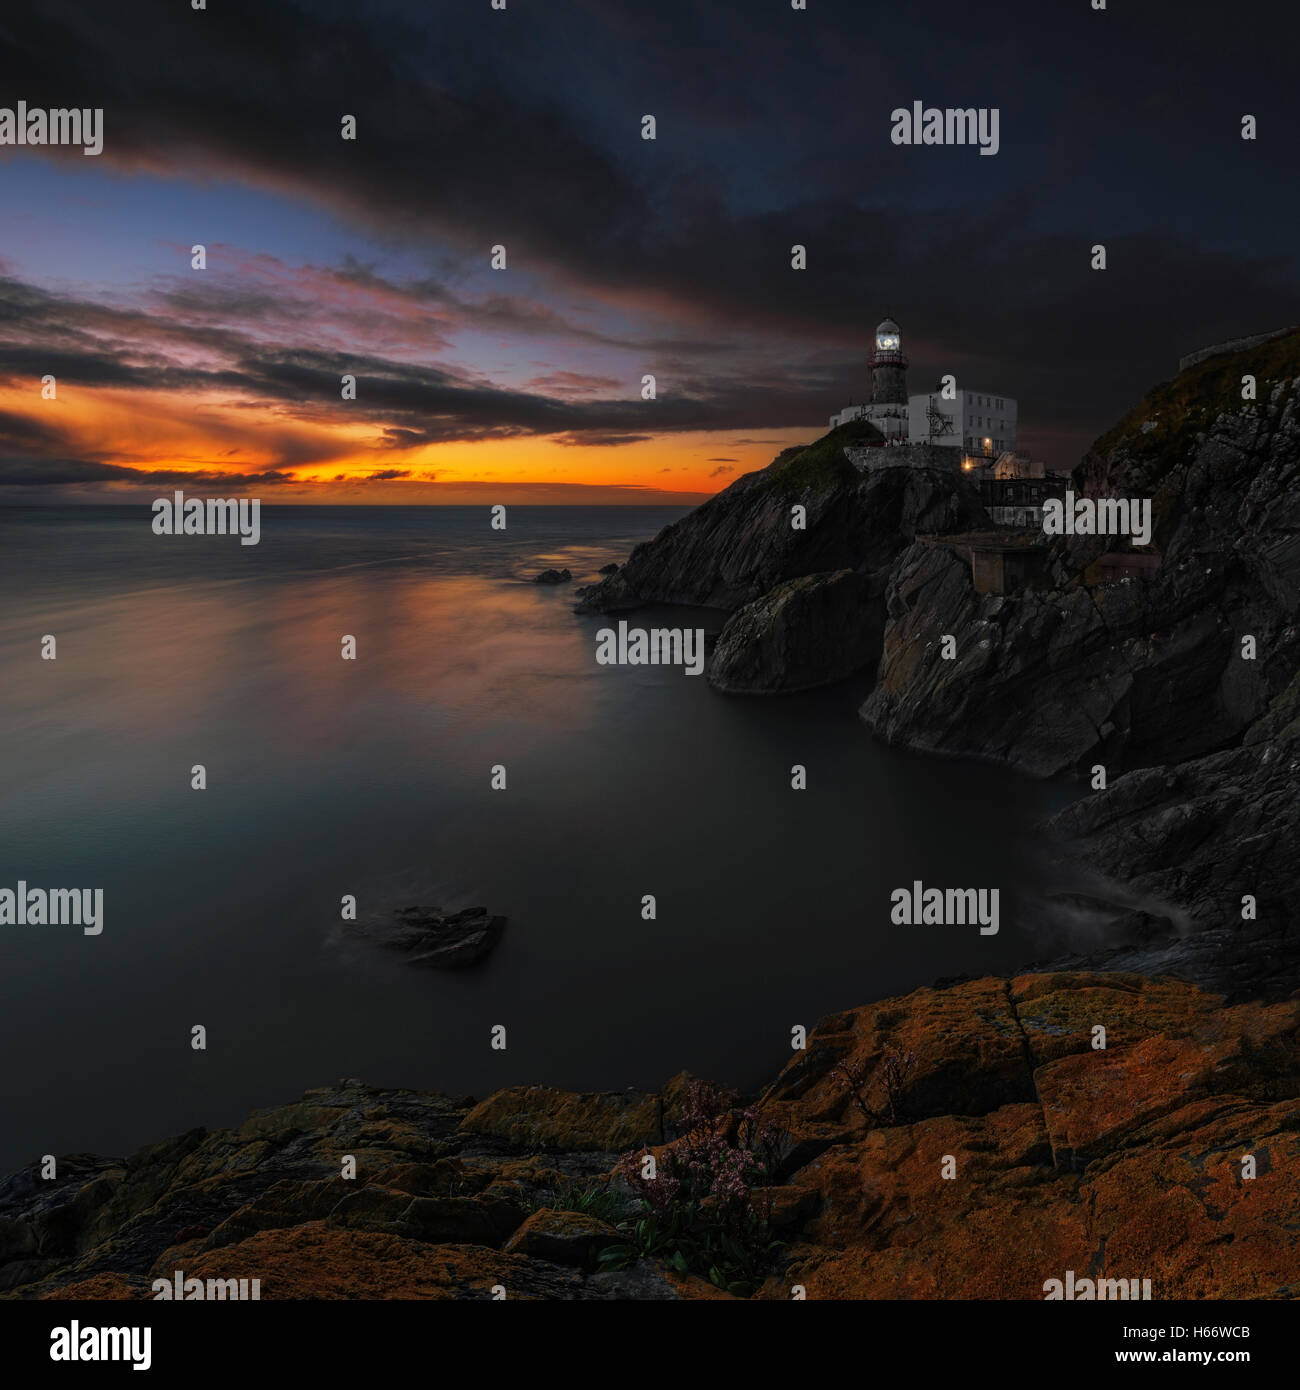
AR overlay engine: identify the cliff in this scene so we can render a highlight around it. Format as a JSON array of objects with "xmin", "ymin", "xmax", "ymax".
[
  {"xmin": 4, "ymin": 971, "xmax": 1296, "ymax": 1300},
  {"xmin": 861, "ymin": 336, "xmax": 1300, "ymax": 774},
  {"xmin": 576, "ymin": 418, "xmax": 988, "ymax": 693},
  {"xmin": 855, "ymin": 335, "xmax": 1300, "ymax": 994},
  {"xmin": 1042, "ymin": 669, "xmax": 1300, "ymax": 998}
]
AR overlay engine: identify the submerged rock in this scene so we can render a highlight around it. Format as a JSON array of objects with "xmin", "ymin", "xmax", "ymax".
[
  {"xmin": 534, "ymin": 567, "xmax": 572, "ymax": 584},
  {"xmin": 379, "ymin": 906, "xmax": 506, "ymax": 968}
]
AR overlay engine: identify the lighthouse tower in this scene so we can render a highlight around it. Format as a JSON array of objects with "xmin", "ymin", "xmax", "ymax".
[
  {"xmin": 826, "ymin": 315, "xmax": 912, "ymax": 439},
  {"xmin": 870, "ymin": 317, "xmax": 908, "ymax": 405},
  {"xmin": 858, "ymin": 316, "xmax": 909, "ymax": 439}
]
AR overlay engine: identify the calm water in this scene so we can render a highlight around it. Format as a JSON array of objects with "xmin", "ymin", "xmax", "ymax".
[{"xmin": 1, "ymin": 505, "xmax": 1085, "ymax": 1171}]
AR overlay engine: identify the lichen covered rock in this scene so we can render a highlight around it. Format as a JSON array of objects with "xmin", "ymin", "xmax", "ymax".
[{"xmin": 3, "ymin": 973, "xmax": 1296, "ymax": 1301}]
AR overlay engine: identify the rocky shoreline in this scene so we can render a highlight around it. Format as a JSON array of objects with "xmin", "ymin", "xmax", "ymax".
[{"xmin": 3, "ymin": 970, "xmax": 1296, "ymax": 1300}]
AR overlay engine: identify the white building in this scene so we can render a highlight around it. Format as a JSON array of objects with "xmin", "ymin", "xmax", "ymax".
[{"xmin": 907, "ymin": 388, "xmax": 1017, "ymax": 462}]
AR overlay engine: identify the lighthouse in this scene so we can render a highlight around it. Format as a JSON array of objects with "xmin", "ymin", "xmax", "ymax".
[
  {"xmin": 831, "ymin": 314, "xmax": 1025, "ymax": 477},
  {"xmin": 828, "ymin": 316, "xmax": 911, "ymax": 438},
  {"xmin": 871, "ymin": 317, "xmax": 908, "ymax": 407}
]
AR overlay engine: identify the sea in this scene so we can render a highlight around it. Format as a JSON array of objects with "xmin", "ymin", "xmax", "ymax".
[{"xmin": 0, "ymin": 504, "xmax": 1093, "ymax": 1172}]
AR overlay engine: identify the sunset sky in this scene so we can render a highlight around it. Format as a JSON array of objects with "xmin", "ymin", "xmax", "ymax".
[{"xmin": 2, "ymin": 0, "xmax": 1297, "ymax": 504}]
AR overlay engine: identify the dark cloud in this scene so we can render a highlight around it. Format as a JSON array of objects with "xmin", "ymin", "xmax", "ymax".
[
  {"xmin": 0, "ymin": 409, "xmax": 73, "ymax": 452},
  {"xmin": 553, "ymin": 432, "xmax": 652, "ymax": 448},
  {"xmin": 1, "ymin": 0, "xmax": 1298, "ymax": 469},
  {"xmin": 0, "ymin": 456, "xmax": 299, "ymax": 487}
]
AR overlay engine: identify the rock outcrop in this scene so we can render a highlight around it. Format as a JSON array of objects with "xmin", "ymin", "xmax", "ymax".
[
  {"xmin": 708, "ymin": 568, "xmax": 881, "ymax": 694},
  {"xmin": 4, "ymin": 971, "xmax": 1295, "ymax": 1300},
  {"xmin": 576, "ymin": 419, "xmax": 987, "ymax": 692},
  {"xmin": 355, "ymin": 906, "xmax": 506, "ymax": 968},
  {"xmin": 1039, "ymin": 671, "xmax": 1300, "ymax": 999},
  {"xmin": 759, "ymin": 971, "xmax": 1300, "ymax": 1299}
]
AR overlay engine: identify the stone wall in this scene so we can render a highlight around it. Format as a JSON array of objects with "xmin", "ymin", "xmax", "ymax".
[{"xmin": 843, "ymin": 442, "xmax": 962, "ymax": 473}]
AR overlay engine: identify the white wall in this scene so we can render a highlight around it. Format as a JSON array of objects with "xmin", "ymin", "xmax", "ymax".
[
  {"xmin": 959, "ymin": 390, "xmax": 1017, "ymax": 455},
  {"xmin": 908, "ymin": 390, "xmax": 1017, "ymax": 453}
]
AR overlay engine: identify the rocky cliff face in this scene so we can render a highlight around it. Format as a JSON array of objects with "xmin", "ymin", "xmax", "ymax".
[
  {"xmin": 1041, "ymin": 671, "xmax": 1300, "ymax": 998},
  {"xmin": 4, "ymin": 971, "xmax": 1295, "ymax": 1300},
  {"xmin": 576, "ymin": 419, "xmax": 987, "ymax": 692},
  {"xmin": 855, "ymin": 335, "xmax": 1300, "ymax": 992},
  {"xmin": 862, "ymin": 340, "xmax": 1300, "ymax": 776},
  {"xmin": 707, "ymin": 568, "xmax": 882, "ymax": 695}
]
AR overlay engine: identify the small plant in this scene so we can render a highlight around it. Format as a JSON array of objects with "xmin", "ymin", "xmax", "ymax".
[
  {"xmin": 593, "ymin": 1080, "xmax": 787, "ymax": 1297},
  {"xmin": 832, "ymin": 1043, "xmax": 917, "ymax": 1126},
  {"xmin": 522, "ymin": 1181, "xmax": 630, "ymax": 1223},
  {"xmin": 597, "ymin": 1205, "xmax": 785, "ymax": 1297}
]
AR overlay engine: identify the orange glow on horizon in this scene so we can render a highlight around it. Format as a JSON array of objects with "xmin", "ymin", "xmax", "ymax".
[{"xmin": 2, "ymin": 381, "xmax": 814, "ymax": 502}]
